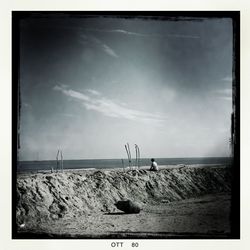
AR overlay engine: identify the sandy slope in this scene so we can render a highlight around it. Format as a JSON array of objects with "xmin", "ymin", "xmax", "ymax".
[{"xmin": 15, "ymin": 165, "xmax": 232, "ymax": 238}]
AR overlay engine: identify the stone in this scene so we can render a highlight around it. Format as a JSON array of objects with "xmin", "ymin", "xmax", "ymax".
[{"xmin": 114, "ymin": 200, "xmax": 141, "ymax": 214}]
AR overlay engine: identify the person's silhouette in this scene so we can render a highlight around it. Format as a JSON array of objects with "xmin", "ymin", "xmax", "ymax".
[{"xmin": 150, "ymin": 158, "xmax": 158, "ymax": 171}]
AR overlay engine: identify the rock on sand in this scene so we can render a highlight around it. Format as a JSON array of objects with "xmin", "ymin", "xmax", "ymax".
[{"xmin": 114, "ymin": 200, "xmax": 141, "ymax": 214}]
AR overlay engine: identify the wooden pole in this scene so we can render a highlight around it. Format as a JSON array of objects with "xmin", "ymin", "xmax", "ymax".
[
  {"xmin": 125, "ymin": 145, "xmax": 130, "ymax": 169},
  {"xmin": 138, "ymin": 146, "xmax": 140, "ymax": 169},
  {"xmin": 135, "ymin": 144, "xmax": 138, "ymax": 169},
  {"xmin": 60, "ymin": 150, "xmax": 63, "ymax": 172},
  {"xmin": 56, "ymin": 149, "xmax": 60, "ymax": 172},
  {"xmin": 121, "ymin": 159, "xmax": 125, "ymax": 172},
  {"xmin": 127, "ymin": 143, "xmax": 132, "ymax": 170},
  {"xmin": 137, "ymin": 145, "xmax": 140, "ymax": 169}
]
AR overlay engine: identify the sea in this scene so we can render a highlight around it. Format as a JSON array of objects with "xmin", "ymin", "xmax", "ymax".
[{"xmin": 17, "ymin": 157, "xmax": 232, "ymax": 172}]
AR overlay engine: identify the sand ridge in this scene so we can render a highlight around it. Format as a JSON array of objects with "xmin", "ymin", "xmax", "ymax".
[{"xmin": 15, "ymin": 165, "xmax": 232, "ymax": 238}]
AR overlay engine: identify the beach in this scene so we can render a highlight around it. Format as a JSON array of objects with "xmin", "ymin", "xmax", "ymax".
[{"xmin": 15, "ymin": 164, "xmax": 232, "ymax": 238}]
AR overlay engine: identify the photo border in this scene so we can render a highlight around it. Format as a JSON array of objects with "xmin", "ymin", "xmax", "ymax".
[{"xmin": 12, "ymin": 11, "xmax": 240, "ymax": 240}]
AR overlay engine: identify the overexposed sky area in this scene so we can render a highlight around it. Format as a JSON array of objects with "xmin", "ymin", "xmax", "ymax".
[{"xmin": 19, "ymin": 15, "xmax": 233, "ymax": 160}]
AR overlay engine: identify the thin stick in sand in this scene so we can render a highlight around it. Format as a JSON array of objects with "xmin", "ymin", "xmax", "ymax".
[
  {"xmin": 137, "ymin": 145, "xmax": 140, "ymax": 169},
  {"xmin": 121, "ymin": 159, "xmax": 125, "ymax": 172},
  {"xmin": 125, "ymin": 144, "xmax": 130, "ymax": 169},
  {"xmin": 135, "ymin": 144, "xmax": 138, "ymax": 169},
  {"xmin": 136, "ymin": 144, "xmax": 141, "ymax": 169},
  {"xmin": 127, "ymin": 143, "xmax": 132, "ymax": 170},
  {"xmin": 56, "ymin": 149, "xmax": 60, "ymax": 172},
  {"xmin": 60, "ymin": 150, "xmax": 63, "ymax": 172}
]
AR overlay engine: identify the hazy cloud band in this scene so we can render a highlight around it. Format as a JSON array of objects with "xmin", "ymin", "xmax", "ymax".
[{"xmin": 54, "ymin": 85, "xmax": 167, "ymax": 125}]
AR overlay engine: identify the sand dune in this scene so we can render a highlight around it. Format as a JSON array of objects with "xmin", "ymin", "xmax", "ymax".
[{"xmin": 15, "ymin": 165, "xmax": 232, "ymax": 238}]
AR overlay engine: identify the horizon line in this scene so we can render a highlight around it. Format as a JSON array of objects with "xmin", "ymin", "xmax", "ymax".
[{"xmin": 18, "ymin": 156, "xmax": 232, "ymax": 162}]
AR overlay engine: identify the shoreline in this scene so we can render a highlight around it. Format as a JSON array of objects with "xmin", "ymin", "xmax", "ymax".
[{"xmin": 16, "ymin": 163, "xmax": 230, "ymax": 176}]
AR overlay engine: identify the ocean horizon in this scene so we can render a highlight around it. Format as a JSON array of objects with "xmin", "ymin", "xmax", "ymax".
[{"xmin": 17, "ymin": 157, "xmax": 232, "ymax": 172}]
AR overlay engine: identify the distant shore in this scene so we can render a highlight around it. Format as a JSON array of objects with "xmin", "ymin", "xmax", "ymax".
[
  {"xmin": 17, "ymin": 163, "xmax": 230, "ymax": 175},
  {"xmin": 17, "ymin": 156, "xmax": 232, "ymax": 173}
]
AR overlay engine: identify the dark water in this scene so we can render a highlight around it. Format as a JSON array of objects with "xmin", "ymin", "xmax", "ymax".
[{"xmin": 17, "ymin": 157, "xmax": 232, "ymax": 172}]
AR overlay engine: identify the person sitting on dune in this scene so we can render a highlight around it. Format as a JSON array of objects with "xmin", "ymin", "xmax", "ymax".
[{"xmin": 150, "ymin": 158, "xmax": 159, "ymax": 171}]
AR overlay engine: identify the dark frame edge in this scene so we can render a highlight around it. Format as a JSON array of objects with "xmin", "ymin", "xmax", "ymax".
[
  {"xmin": 230, "ymin": 11, "xmax": 240, "ymax": 239},
  {"xmin": 11, "ymin": 10, "xmax": 241, "ymax": 240}
]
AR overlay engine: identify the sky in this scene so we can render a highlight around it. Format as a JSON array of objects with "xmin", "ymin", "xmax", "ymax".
[{"xmin": 19, "ymin": 15, "xmax": 233, "ymax": 160}]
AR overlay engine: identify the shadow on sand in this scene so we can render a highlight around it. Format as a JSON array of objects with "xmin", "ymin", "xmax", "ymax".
[{"xmin": 104, "ymin": 212, "xmax": 126, "ymax": 215}]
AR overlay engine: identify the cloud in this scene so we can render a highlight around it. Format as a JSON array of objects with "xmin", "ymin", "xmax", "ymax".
[
  {"xmin": 102, "ymin": 44, "xmax": 118, "ymax": 58},
  {"xmin": 86, "ymin": 89, "xmax": 101, "ymax": 96},
  {"xmin": 221, "ymin": 76, "xmax": 232, "ymax": 82},
  {"xmin": 60, "ymin": 113, "xmax": 78, "ymax": 118},
  {"xmin": 85, "ymin": 28, "xmax": 200, "ymax": 39},
  {"xmin": 78, "ymin": 28, "xmax": 198, "ymax": 59},
  {"xmin": 219, "ymin": 96, "xmax": 232, "ymax": 101},
  {"xmin": 54, "ymin": 85, "xmax": 167, "ymax": 125},
  {"xmin": 23, "ymin": 102, "xmax": 32, "ymax": 109},
  {"xmin": 214, "ymin": 88, "xmax": 232, "ymax": 101},
  {"xmin": 54, "ymin": 85, "xmax": 89, "ymax": 101},
  {"xmin": 80, "ymin": 33, "xmax": 118, "ymax": 58}
]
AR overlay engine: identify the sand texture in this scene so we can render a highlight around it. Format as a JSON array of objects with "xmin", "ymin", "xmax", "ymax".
[{"xmin": 15, "ymin": 165, "xmax": 232, "ymax": 238}]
